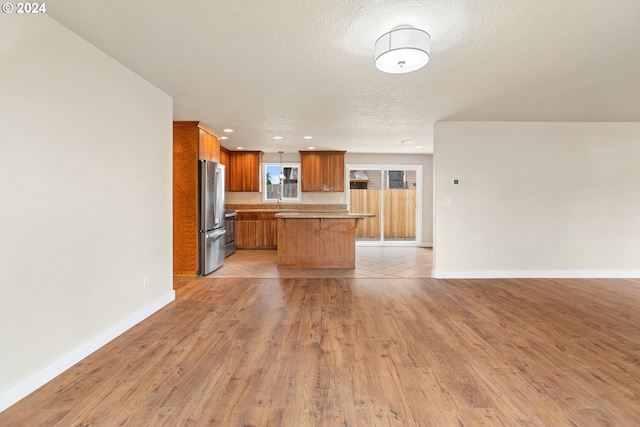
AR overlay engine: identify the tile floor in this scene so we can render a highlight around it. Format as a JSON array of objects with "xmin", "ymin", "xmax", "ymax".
[{"xmin": 209, "ymin": 246, "xmax": 433, "ymax": 279}]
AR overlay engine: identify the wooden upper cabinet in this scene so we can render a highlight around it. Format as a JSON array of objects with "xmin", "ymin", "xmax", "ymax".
[
  {"xmin": 198, "ymin": 128, "xmax": 220, "ymax": 162},
  {"xmin": 300, "ymin": 152, "xmax": 323, "ymax": 192},
  {"xmin": 299, "ymin": 150, "xmax": 346, "ymax": 192},
  {"xmin": 173, "ymin": 121, "xmax": 221, "ymax": 162},
  {"xmin": 323, "ymin": 151, "xmax": 345, "ymax": 192},
  {"xmin": 228, "ymin": 151, "xmax": 263, "ymax": 192}
]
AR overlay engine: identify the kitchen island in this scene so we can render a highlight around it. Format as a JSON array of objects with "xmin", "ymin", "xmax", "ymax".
[{"xmin": 275, "ymin": 212, "xmax": 374, "ymax": 268}]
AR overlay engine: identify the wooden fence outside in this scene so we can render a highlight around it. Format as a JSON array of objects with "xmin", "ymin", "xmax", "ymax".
[{"xmin": 349, "ymin": 189, "xmax": 416, "ymax": 239}]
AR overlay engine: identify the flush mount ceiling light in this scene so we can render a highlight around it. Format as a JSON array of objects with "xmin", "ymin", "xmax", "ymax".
[{"xmin": 375, "ymin": 27, "xmax": 430, "ymax": 74}]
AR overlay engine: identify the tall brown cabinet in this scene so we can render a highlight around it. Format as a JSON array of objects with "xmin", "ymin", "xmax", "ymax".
[{"xmin": 173, "ymin": 121, "xmax": 220, "ymax": 276}]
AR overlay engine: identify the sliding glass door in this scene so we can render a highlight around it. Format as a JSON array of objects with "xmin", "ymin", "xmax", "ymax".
[{"xmin": 348, "ymin": 165, "xmax": 421, "ymax": 245}]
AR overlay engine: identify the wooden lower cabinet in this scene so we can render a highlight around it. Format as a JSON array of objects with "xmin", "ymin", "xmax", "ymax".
[
  {"xmin": 236, "ymin": 212, "xmax": 260, "ymax": 248},
  {"xmin": 260, "ymin": 212, "xmax": 277, "ymax": 247},
  {"xmin": 236, "ymin": 212, "xmax": 277, "ymax": 248}
]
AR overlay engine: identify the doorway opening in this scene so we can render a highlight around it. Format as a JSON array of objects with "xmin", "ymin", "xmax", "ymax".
[{"xmin": 347, "ymin": 165, "xmax": 422, "ymax": 245}]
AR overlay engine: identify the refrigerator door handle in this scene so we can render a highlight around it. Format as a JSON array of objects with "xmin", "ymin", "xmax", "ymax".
[
  {"xmin": 209, "ymin": 228, "xmax": 226, "ymax": 238},
  {"xmin": 214, "ymin": 165, "xmax": 224, "ymax": 227}
]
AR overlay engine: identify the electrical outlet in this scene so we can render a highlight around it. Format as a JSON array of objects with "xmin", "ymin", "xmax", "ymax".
[
  {"xmin": 489, "ymin": 250, "xmax": 496, "ymax": 260},
  {"xmin": 441, "ymin": 197, "xmax": 451, "ymax": 206},
  {"xmin": 143, "ymin": 277, "xmax": 148, "ymax": 290}
]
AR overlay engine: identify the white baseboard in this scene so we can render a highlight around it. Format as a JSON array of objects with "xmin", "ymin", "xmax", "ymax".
[
  {"xmin": 432, "ymin": 270, "xmax": 640, "ymax": 279},
  {"xmin": 0, "ymin": 291, "xmax": 175, "ymax": 413}
]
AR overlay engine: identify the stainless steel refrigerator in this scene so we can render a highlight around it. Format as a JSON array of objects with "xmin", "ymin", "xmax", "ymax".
[{"xmin": 198, "ymin": 160, "xmax": 226, "ymax": 276}]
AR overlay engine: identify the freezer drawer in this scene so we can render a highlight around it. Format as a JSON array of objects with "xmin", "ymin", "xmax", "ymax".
[{"xmin": 198, "ymin": 228, "xmax": 226, "ymax": 276}]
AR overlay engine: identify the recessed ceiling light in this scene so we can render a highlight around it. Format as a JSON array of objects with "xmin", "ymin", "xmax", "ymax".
[
  {"xmin": 303, "ymin": 136, "xmax": 313, "ymax": 140},
  {"xmin": 220, "ymin": 136, "xmax": 228, "ymax": 140},
  {"xmin": 223, "ymin": 128, "xmax": 234, "ymax": 133},
  {"xmin": 307, "ymin": 146, "xmax": 315, "ymax": 150},
  {"xmin": 236, "ymin": 146, "xmax": 244, "ymax": 150},
  {"xmin": 416, "ymin": 146, "xmax": 424, "ymax": 149},
  {"xmin": 273, "ymin": 136, "xmax": 283, "ymax": 140}
]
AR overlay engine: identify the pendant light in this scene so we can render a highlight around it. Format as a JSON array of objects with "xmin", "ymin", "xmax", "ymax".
[
  {"xmin": 278, "ymin": 151, "xmax": 285, "ymax": 180},
  {"xmin": 375, "ymin": 27, "xmax": 430, "ymax": 74},
  {"xmin": 278, "ymin": 151, "xmax": 284, "ymax": 205}
]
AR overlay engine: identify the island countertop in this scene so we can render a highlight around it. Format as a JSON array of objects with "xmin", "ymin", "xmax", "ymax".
[{"xmin": 275, "ymin": 212, "xmax": 374, "ymax": 219}]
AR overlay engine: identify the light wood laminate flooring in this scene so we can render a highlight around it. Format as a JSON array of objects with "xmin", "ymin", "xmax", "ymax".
[{"xmin": 2, "ymin": 248, "xmax": 640, "ymax": 426}]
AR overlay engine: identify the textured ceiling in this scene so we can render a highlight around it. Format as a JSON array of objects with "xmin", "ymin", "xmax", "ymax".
[{"xmin": 49, "ymin": 0, "xmax": 640, "ymax": 154}]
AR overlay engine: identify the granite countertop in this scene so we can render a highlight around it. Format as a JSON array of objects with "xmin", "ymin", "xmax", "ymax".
[{"xmin": 275, "ymin": 212, "xmax": 375, "ymax": 219}]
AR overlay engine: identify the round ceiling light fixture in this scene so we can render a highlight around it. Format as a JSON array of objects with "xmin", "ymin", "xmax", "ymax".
[{"xmin": 375, "ymin": 27, "xmax": 430, "ymax": 74}]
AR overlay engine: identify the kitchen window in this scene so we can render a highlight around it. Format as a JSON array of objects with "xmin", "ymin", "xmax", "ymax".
[{"xmin": 263, "ymin": 163, "xmax": 301, "ymax": 203}]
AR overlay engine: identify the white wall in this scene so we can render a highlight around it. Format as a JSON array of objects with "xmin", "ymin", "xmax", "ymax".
[
  {"xmin": 433, "ymin": 122, "xmax": 640, "ymax": 278},
  {"xmin": 0, "ymin": 15, "xmax": 174, "ymax": 410}
]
